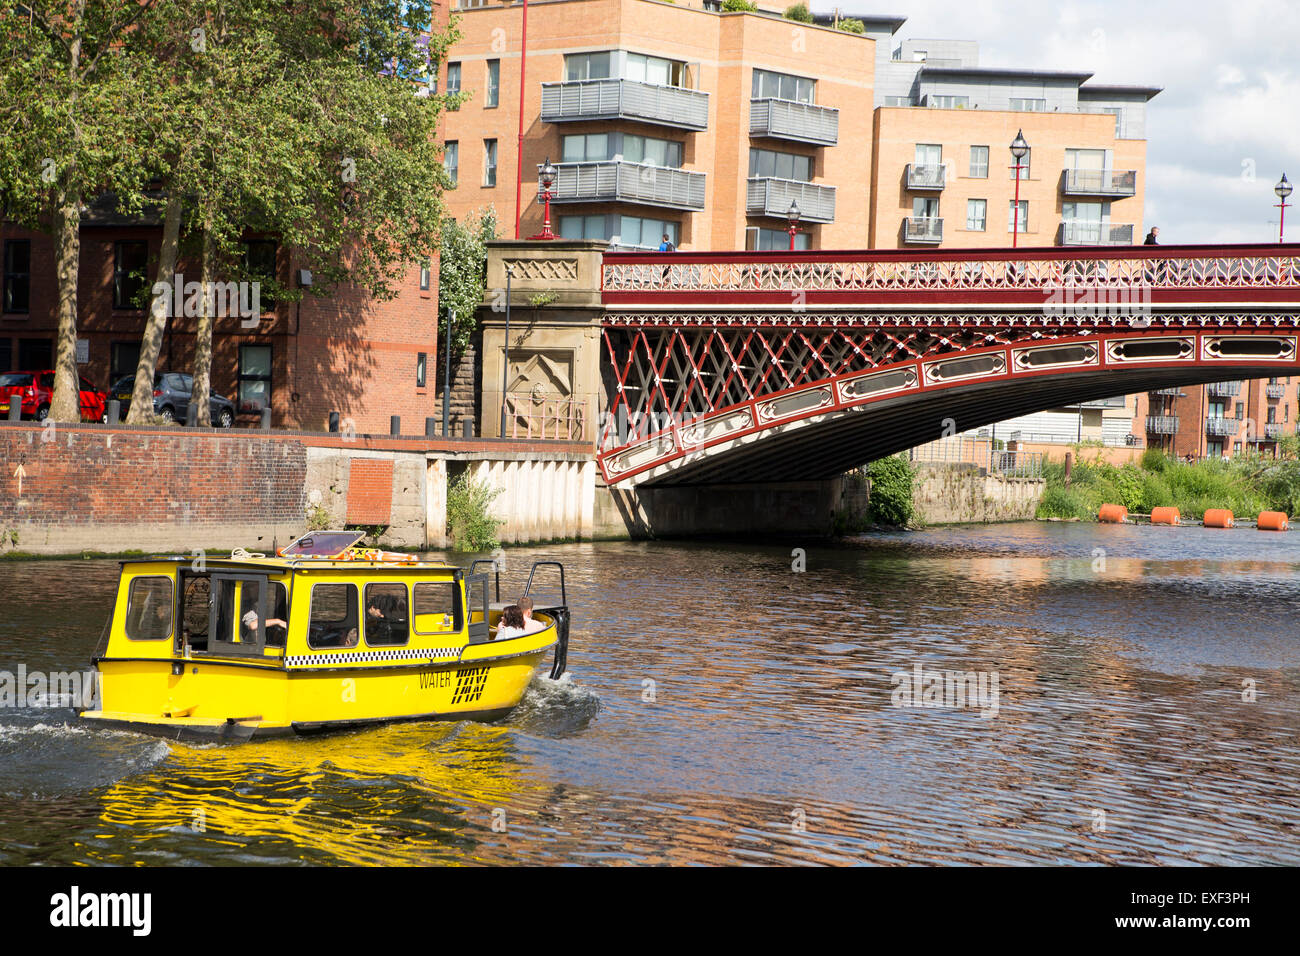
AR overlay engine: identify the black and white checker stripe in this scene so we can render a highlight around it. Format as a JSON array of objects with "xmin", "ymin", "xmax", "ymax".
[{"xmin": 285, "ymin": 647, "xmax": 460, "ymax": 667}]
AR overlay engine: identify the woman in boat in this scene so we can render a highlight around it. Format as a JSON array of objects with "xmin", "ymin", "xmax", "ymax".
[{"xmin": 494, "ymin": 604, "xmax": 528, "ymax": 640}]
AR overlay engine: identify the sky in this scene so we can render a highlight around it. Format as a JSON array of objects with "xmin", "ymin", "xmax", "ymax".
[{"xmin": 837, "ymin": 0, "xmax": 1299, "ymax": 243}]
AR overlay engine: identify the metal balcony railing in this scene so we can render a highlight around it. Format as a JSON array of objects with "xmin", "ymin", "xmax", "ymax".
[
  {"xmin": 1264, "ymin": 422, "xmax": 1286, "ymax": 438},
  {"xmin": 745, "ymin": 177, "xmax": 836, "ymax": 223},
  {"xmin": 1208, "ymin": 381, "xmax": 1241, "ymax": 397},
  {"xmin": 902, "ymin": 217, "xmax": 943, "ymax": 243},
  {"xmin": 990, "ymin": 449, "xmax": 1044, "ymax": 479},
  {"xmin": 540, "ymin": 78, "xmax": 710, "ymax": 130},
  {"xmin": 1266, "ymin": 383, "xmax": 1286, "ymax": 398},
  {"xmin": 1061, "ymin": 168, "xmax": 1138, "ymax": 197},
  {"xmin": 905, "ymin": 164, "xmax": 946, "ymax": 190},
  {"xmin": 1151, "ymin": 387, "xmax": 1184, "ymax": 397},
  {"xmin": 1058, "ymin": 222, "xmax": 1136, "ymax": 245},
  {"xmin": 1145, "ymin": 415, "xmax": 1179, "ymax": 435},
  {"xmin": 749, "ymin": 98, "xmax": 838, "ymax": 146},
  {"xmin": 546, "ymin": 161, "xmax": 706, "ymax": 211},
  {"xmin": 1205, "ymin": 417, "xmax": 1238, "ymax": 437}
]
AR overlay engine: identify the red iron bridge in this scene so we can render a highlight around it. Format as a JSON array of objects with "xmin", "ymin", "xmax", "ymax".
[{"xmin": 595, "ymin": 243, "xmax": 1300, "ymax": 485}]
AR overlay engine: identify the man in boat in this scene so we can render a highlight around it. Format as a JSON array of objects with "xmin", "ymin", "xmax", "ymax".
[
  {"xmin": 365, "ymin": 590, "xmax": 409, "ymax": 645},
  {"xmin": 517, "ymin": 596, "xmax": 547, "ymax": 635},
  {"xmin": 241, "ymin": 609, "xmax": 288, "ymax": 644}
]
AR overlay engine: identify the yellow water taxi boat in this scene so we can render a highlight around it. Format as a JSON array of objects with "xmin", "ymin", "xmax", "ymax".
[{"xmin": 78, "ymin": 531, "xmax": 571, "ymax": 741}]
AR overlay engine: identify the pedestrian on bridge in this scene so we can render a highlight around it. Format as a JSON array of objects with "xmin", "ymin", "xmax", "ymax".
[{"xmin": 1144, "ymin": 226, "xmax": 1160, "ymax": 244}]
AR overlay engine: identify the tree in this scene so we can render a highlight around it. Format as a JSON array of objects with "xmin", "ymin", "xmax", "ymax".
[
  {"xmin": 783, "ymin": 3, "xmax": 813, "ymax": 23},
  {"xmin": 438, "ymin": 208, "xmax": 498, "ymax": 356},
  {"xmin": 0, "ymin": 1, "xmax": 162, "ymax": 422}
]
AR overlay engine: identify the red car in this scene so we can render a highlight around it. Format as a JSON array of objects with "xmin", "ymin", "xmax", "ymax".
[{"xmin": 0, "ymin": 370, "xmax": 106, "ymax": 422}]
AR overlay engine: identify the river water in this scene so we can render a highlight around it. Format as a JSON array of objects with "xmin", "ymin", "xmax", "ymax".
[{"xmin": 0, "ymin": 522, "xmax": 1297, "ymax": 866}]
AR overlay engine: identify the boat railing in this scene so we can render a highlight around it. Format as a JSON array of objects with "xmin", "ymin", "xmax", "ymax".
[
  {"xmin": 469, "ymin": 558, "xmax": 502, "ymax": 603},
  {"xmin": 525, "ymin": 561, "xmax": 570, "ymax": 679}
]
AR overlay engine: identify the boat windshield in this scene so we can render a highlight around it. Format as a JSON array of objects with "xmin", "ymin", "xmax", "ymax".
[{"xmin": 280, "ymin": 531, "xmax": 366, "ymax": 558}]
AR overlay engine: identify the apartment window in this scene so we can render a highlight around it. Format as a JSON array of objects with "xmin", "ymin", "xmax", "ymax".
[
  {"xmin": 1009, "ymin": 200, "xmax": 1028, "ymax": 233},
  {"xmin": 617, "ymin": 215, "xmax": 679, "ymax": 250},
  {"xmin": 238, "ymin": 344, "xmax": 272, "ymax": 414},
  {"xmin": 564, "ymin": 52, "xmax": 612, "ymax": 81},
  {"xmin": 969, "ymin": 146, "xmax": 989, "ymax": 179},
  {"xmin": 562, "ymin": 133, "xmax": 611, "ymax": 163},
  {"xmin": 113, "ymin": 241, "xmax": 149, "ymax": 310},
  {"xmin": 483, "ymin": 139, "xmax": 497, "ymax": 187},
  {"xmin": 1010, "ymin": 97, "xmax": 1047, "ymax": 112},
  {"xmin": 485, "ymin": 59, "xmax": 499, "ymax": 108},
  {"xmin": 914, "ymin": 144, "xmax": 941, "ymax": 167},
  {"xmin": 1267, "ymin": 406, "xmax": 1277, "ymax": 424},
  {"xmin": 966, "ymin": 199, "xmax": 987, "ymax": 231},
  {"xmin": 913, "ymin": 197, "xmax": 939, "ymax": 220},
  {"xmin": 749, "ymin": 148, "xmax": 813, "ymax": 183},
  {"xmin": 748, "ymin": 227, "xmax": 810, "ymax": 251},
  {"xmin": 1209, "ymin": 400, "xmax": 1226, "ymax": 418},
  {"xmin": 623, "ymin": 134, "xmax": 683, "ymax": 168},
  {"xmin": 883, "ymin": 96, "xmax": 913, "ymax": 107},
  {"xmin": 446, "ymin": 62, "xmax": 461, "ymax": 108},
  {"xmin": 416, "ymin": 353, "xmax": 427, "ymax": 388},
  {"xmin": 444, "ymin": 140, "xmax": 458, "ymax": 186},
  {"xmin": 0, "ymin": 339, "xmax": 10, "ymax": 372},
  {"xmin": 927, "ymin": 94, "xmax": 969, "ymax": 109},
  {"xmin": 18, "ymin": 338, "xmax": 52, "ymax": 369},
  {"xmin": 752, "ymin": 68, "xmax": 815, "ymax": 104},
  {"xmin": 3, "ymin": 241, "xmax": 30, "ymax": 313},
  {"xmin": 1207, "ymin": 440, "xmax": 1224, "ymax": 457},
  {"xmin": 110, "ymin": 342, "xmax": 140, "ymax": 384},
  {"xmin": 624, "ymin": 52, "xmax": 686, "ymax": 88},
  {"xmin": 558, "ymin": 214, "xmax": 610, "ymax": 241},
  {"xmin": 1235, "ymin": 402, "xmax": 1244, "ymax": 419},
  {"xmin": 1010, "ymin": 148, "xmax": 1031, "ymax": 179},
  {"xmin": 242, "ymin": 239, "xmax": 277, "ymax": 309},
  {"xmin": 419, "ymin": 261, "xmax": 430, "ymax": 291}
]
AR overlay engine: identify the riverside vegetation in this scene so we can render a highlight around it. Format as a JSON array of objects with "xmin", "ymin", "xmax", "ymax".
[{"xmin": 1037, "ymin": 438, "xmax": 1300, "ymax": 521}]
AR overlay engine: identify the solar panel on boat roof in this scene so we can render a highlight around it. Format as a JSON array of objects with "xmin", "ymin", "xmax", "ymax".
[{"xmin": 280, "ymin": 531, "xmax": 366, "ymax": 557}]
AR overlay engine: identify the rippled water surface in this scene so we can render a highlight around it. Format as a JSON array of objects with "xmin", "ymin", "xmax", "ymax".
[{"xmin": 1, "ymin": 522, "xmax": 1298, "ymax": 865}]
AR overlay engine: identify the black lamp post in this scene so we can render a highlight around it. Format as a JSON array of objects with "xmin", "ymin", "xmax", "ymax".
[
  {"xmin": 786, "ymin": 200, "xmax": 801, "ymax": 251},
  {"xmin": 1010, "ymin": 129, "xmax": 1029, "ymax": 247},
  {"xmin": 1276, "ymin": 173, "xmax": 1293, "ymax": 243}
]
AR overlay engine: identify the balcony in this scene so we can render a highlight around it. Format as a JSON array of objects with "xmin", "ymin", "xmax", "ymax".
[
  {"xmin": 749, "ymin": 98, "xmax": 838, "ymax": 146},
  {"xmin": 902, "ymin": 217, "xmax": 943, "ymax": 243},
  {"xmin": 1205, "ymin": 417, "xmax": 1238, "ymax": 437},
  {"xmin": 1266, "ymin": 383, "xmax": 1286, "ymax": 399},
  {"xmin": 546, "ymin": 162, "xmax": 706, "ymax": 212},
  {"xmin": 1151, "ymin": 388, "xmax": 1184, "ymax": 397},
  {"xmin": 905, "ymin": 164, "xmax": 946, "ymax": 190},
  {"xmin": 1145, "ymin": 415, "xmax": 1179, "ymax": 435},
  {"xmin": 746, "ymin": 178, "xmax": 836, "ymax": 223},
  {"xmin": 1058, "ymin": 222, "xmax": 1136, "ymax": 245},
  {"xmin": 1060, "ymin": 168, "xmax": 1138, "ymax": 197},
  {"xmin": 540, "ymin": 78, "xmax": 709, "ymax": 131},
  {"xmin": 1265, "ymin": 422, "xmax": 1286, "ymax": 439},
  {"xmin": 1208, "ymin": 381, "xmax": 1241, "ymax": 397}
]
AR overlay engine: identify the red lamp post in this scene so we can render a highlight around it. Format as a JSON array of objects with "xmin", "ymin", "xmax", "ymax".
[
  {"xmin": 786, "ymin": 200, "xmax": 801, "ymax": 251},
  {"xmin": 1010, "ymin": 129, "xmax": 1029, "ymax": 248},
  {"xmin": 528, "ymin": 159, "xmax": 557, "ymax": 241},
  {"xmin": 1276, "ymin": 173, "xmax": 1293, "ymax": 243}
]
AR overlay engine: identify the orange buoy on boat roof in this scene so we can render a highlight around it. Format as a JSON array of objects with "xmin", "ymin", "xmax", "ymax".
[
  {"xmin": 1150, "ymin": 506, "xmax": 1181, "ymax": 526},
  {"xmin": 1098, "ymin": 503, "xmax": 1128, "ymax": 523},
  {"xmin": 1203, "ymin": 508, "xmax": 1234, "ymax": 528},
  {"xmin": 1257, "ymin": 511, "xmax": 1289, "ymax": 531}
]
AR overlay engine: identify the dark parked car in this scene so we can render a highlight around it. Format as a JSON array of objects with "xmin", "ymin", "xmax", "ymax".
[
  {"xmin": 105, "ymin": 372, "xmax": 237, "ymax": 427},
  {"xmin": 0, "ymin": 370, "xmax": 106, "ymax": 422}
]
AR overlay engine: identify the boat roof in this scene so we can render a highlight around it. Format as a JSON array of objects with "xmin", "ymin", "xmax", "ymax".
[{"xmin": 119, "ymin": 532, "xmax": 459, "ymax": 574}]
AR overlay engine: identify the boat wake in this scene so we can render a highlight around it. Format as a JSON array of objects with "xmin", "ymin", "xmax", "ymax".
[
  {"xmin": 0, "ymin": 719, "xmax": 172, "ymax": 797},
  {"xmin": 505, "ymin": 672, "xmax": 602, "ymax": 737}
]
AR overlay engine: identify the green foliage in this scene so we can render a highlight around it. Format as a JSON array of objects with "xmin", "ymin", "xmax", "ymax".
[
  {"xmin": 721, "ymin": 0, "xmax": 758, "ymax": 11},
  {"xmin": 865, "ymin": 454, "xmax": 915, "ymax": 527},
  {"xmin": 528, "ymin": 291, "xmax": 557, "ymax": 307},
  {"xmin": 439, "ymin": 208, "xmax": 498, "ymax": 355},
  {"xmin": 836, "ymin": 18, "xmax": 866, "ymax": 33},
  {"xmin": 305, "ymin": 503, "xmax": 331, "ymax": 531},
  {"xmin": 783, "ymin": 3, "xmax": 813, "ymax": 22},
  {"xmin": 447, "ymin": 472, "xmax": 504, "ymax": 551},
  {"xmin": 1139, "ymin": 447, "xmax": 1169, "ymax": 472}
]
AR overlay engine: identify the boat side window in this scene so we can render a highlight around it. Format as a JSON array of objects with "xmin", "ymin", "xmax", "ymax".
[
  {"xmin": 364, "ymin": 583, "xmax": 409, "ymax": 647},
  {"xmin": 125, "ymin": 576, "xmax": 174, "ymax": 640},
  {"xmin": 181, "ymin": 575, "xmax": 211, "ymax": 649},
  {"xmin": 308, "ymin": 583, "xmax": 359, "ymax": 649},
  {"xmin": 412, "ymin": 581, "xmax": 463, "ymax": 634}
]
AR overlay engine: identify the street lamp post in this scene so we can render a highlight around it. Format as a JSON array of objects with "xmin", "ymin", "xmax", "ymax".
[
  {"xmin": 786, "ymin": 200, "xmax": 801, "ymax": 251},
  {"xmin": 528, "ymin": 159, "xmax": 558, "ymax": 241},
  {"xmin": 1276, "ymin": 173, "xmax": 1293, "ymax": 243},
  {"xmin": 1010, "ymin": 129, "xmax": 1029, "ymax": 248},
  {"xmin": 500, "ymin": 266, "xmax": 512, "ymax": 438}
]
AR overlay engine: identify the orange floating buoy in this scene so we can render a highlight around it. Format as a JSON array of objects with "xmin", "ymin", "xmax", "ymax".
[
  {"xmin": 1203, "ymin": 508, "xmax": 1234, "ymax": 528},
  {"xmin": 1257, "ymin": 511, "xmax": 1289, "ymax": 531},
  {"xmin": 1098, "ymin": 503, "xmax": 1128, "ymax": 523},
  {"xmin": 1150, "ymin": 506, "xmax": 1181, "ymax": 526}
]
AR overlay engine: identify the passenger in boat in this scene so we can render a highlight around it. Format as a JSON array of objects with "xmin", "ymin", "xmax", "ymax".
[
  {"xmin": 517, "ymin": 596, "xmax": 546, "ymax": 634},
  {"xmin": 494, "ymin": 604, "xmax": 528, "ymax": 640},
  {"xmin": 241, "ymin": 609, "xmax": 287, "ymax": 643},
  {"xmin": 365, "ymin": 590, "xmax": 409, "ymax": 645}
]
